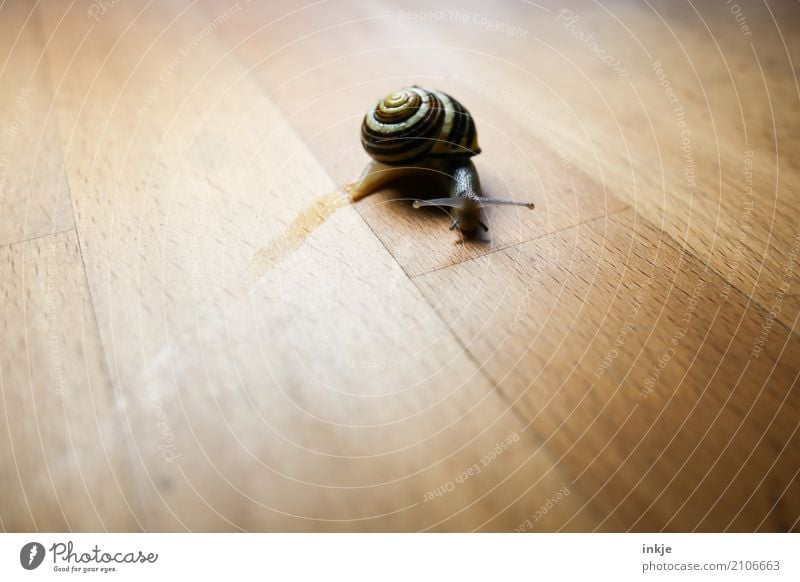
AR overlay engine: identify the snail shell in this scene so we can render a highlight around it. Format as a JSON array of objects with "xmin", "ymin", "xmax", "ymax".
[{"xmin": 361, "ymin": 86, "xmax": 480, "ymax": 165}]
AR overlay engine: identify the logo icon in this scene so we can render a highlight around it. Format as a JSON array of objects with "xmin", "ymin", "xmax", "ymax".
[{"xmin": 20, "ymin": 542, "xmax": 45, "ymax": 570}]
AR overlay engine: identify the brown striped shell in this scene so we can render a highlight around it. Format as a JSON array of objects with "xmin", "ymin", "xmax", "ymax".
[{"xmin": 360, "ymin": 86, "xmax": 481, "ymax": 165}]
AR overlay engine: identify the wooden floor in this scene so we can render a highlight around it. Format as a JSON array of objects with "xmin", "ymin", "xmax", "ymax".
[{"xmin": 1, "ymin": 0, "xmax": 798, "ymax": 532}]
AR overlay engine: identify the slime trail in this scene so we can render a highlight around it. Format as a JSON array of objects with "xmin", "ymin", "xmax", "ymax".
[{"xmin": 247, "ymin": 186, "xmax": 353, "ymax": 282}]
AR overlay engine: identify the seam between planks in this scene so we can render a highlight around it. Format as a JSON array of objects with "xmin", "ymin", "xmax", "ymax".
[{"xmin": 0, "ymin": 225, "xmax": 76, "ymax": 251}]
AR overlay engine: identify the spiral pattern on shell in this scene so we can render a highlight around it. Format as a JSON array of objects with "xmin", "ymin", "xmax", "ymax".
[{"xmin": 361, "ymin": 86, "xmax": 481, "ymax": 165}]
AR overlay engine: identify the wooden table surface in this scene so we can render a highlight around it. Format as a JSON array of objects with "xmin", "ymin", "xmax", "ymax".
[{"xmin": 1, "ymin": 0, "xmax": 798, "ymax": 532}]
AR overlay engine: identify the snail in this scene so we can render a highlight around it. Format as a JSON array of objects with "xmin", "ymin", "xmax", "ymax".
[{"xmin": 349, "ymin": 86, "xmax": 534, "ymax": 233}]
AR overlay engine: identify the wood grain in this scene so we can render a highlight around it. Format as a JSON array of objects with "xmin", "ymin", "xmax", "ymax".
[
  {"xmin": 415, "ymin": 209, "xmax": 800, "ymax": 531},
  {"xmin": 0, "ymin": 231, "xmax": 140, "ymax": 531},
  {"xmin": 0, "ymin": 0, "xmax": 797, "ymax": 531}
]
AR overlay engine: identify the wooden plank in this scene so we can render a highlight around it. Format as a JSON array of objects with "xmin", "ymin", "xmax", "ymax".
[
  {"xmin": 0, "ymin": 0, "xmax": 73, "ymax": 247},
  {"xmin": 0, "ymin": 230, "xmax": 141, "ymax": 531},
  {"xmin": 36, "ymin": 0, "xmax": 596, "ymax": 531},
  {"xmin": 415, "ymin": 209, "xmax": 800, "ymax": 531}
]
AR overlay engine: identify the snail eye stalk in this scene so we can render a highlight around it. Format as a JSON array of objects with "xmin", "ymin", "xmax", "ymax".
[
  {"xmin": 412, "ymin": 198, "xmax": 465, "ymax": 209},
  {"xmin": 478, "ymin": 198, "xmax": 536, "ymax": 210}
]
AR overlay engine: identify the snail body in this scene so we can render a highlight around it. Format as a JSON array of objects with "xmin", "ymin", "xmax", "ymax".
[{"xmin": 351, "ymin": 86, "xmax": 534, "ymax": 233}]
